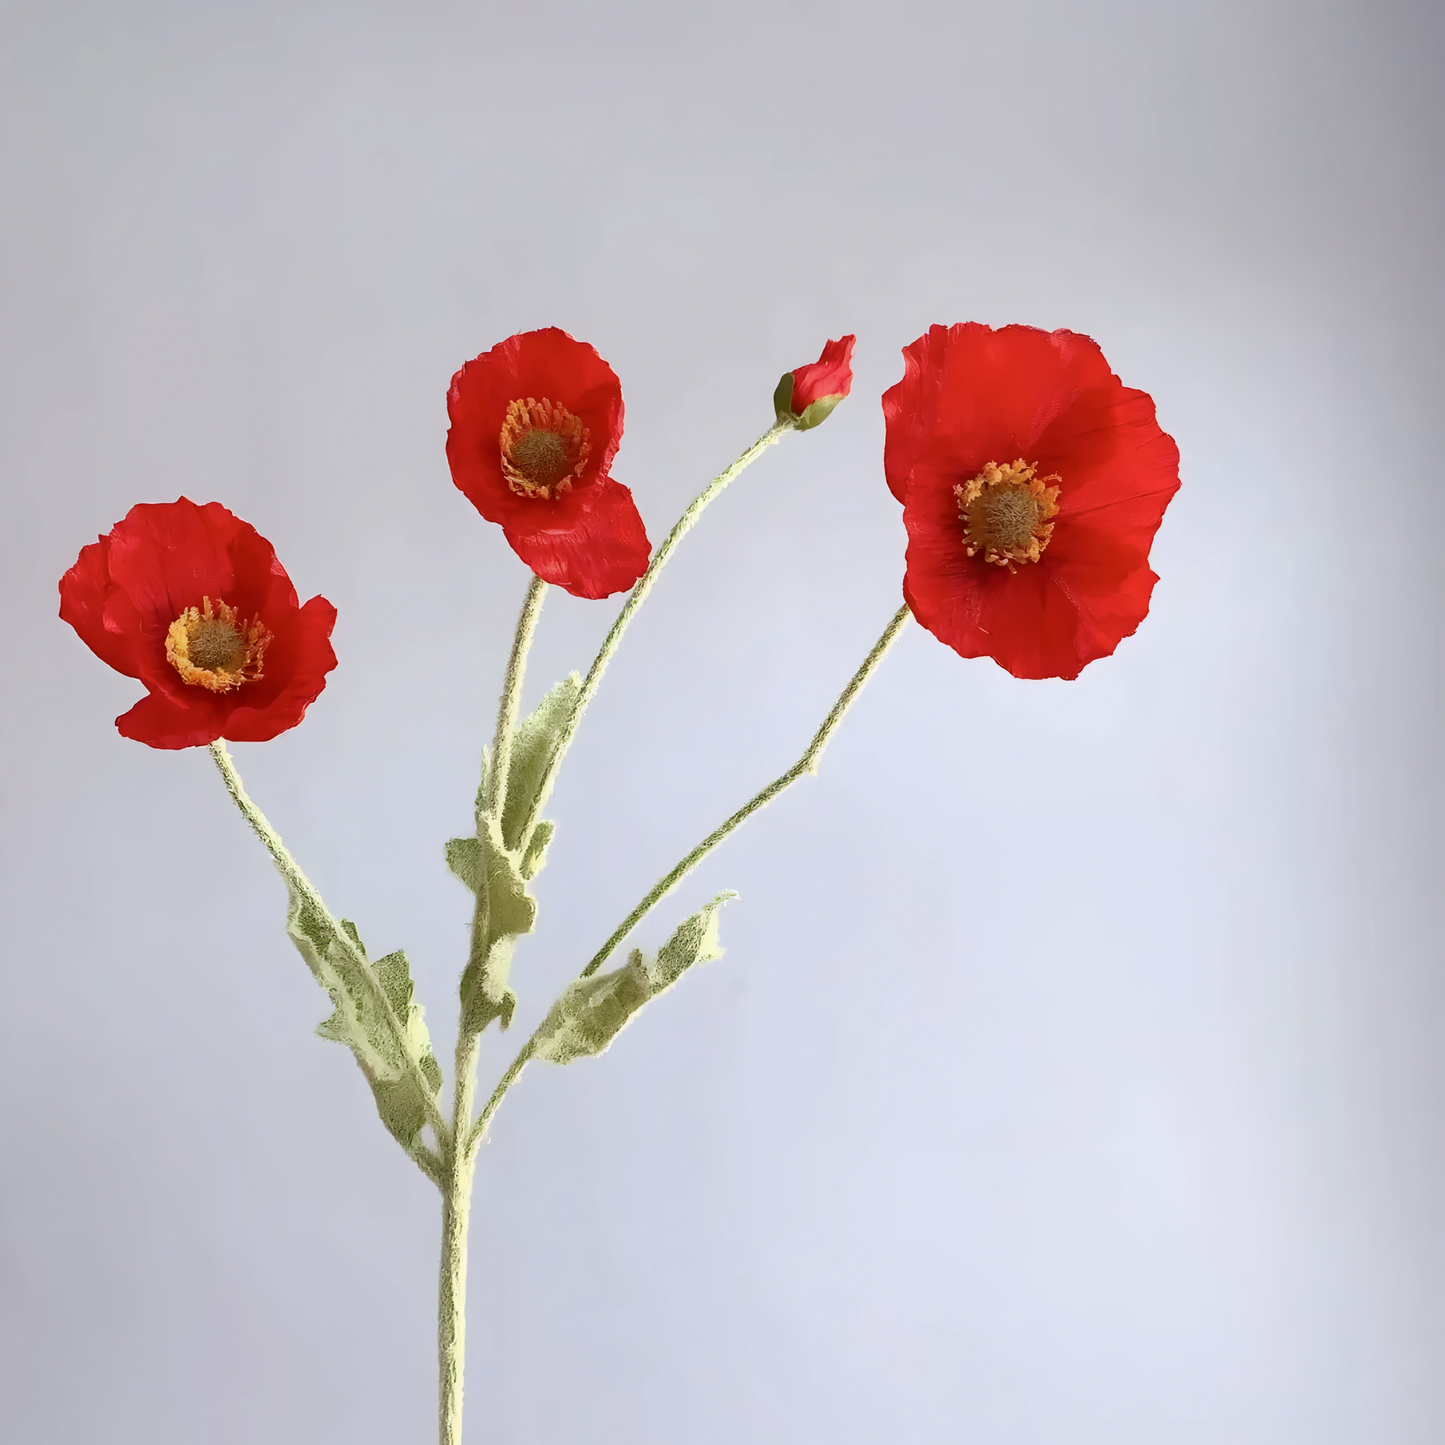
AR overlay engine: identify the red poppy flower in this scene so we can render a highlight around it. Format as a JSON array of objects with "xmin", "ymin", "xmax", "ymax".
[
  {"xmin": 59, "ymin": 498, "xmax": 338, "ymax": 749},
  {"xmin": 883, "ymin": 323, "xmax": 1180, "ymax": 680},
  {"xmin": 774, "ymin": 334, "xmax": 856, "ymax": 430},
  {"xmin": 446, "ymin": 328, "xmax": 650, "ymax": 600}
]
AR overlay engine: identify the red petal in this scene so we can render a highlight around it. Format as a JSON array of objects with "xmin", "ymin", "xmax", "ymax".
[
  {"xmin": 115, "ymin": 688, "xmax": 228, "ymax": 750},
  {"xmin": 503, "ymin": 478, "xmax": 650, "ymax": 599},
  {"xmin": 789, "ymin": 335, "xmax": 856, "ymax": 412},
  {"xmin": 883, "ymin": 324, "xmax": 1113, "ymax": 503},
  {"xmin": 223, "ymin": 594, "xmax": 338, "ymax": 741}
]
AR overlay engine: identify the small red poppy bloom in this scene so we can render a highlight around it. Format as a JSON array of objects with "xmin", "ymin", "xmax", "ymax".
[
  {"xmin": 883, "ymin": 323, "xmax": 1180, "ymax": 680},
  {"xmin": 59, "ymin": 498, "xmax": 338, "ymax": 749},
  {"xmin": 774, "ymin": 334, "xmax": 856, "ymax": 431},
  {"xmin": 446, "ymin": 328, "xmax": 650, "ymax": 600}
]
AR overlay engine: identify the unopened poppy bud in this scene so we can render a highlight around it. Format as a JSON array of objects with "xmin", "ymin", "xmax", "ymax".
[{"xmin": 774, "ymin": 334, "xmax": 856, "ymax": 431}]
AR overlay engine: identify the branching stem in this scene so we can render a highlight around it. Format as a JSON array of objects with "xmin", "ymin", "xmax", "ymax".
[{"xmin": 461, "ymin": 603, "xmax": 913, "ymax": 1161}]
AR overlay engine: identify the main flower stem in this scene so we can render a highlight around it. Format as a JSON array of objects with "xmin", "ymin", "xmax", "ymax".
[
  {"xmin": 438, "ymin": 1032, "xmax": 480, "ymax": 1445},
  {"xmin": 441, "ymin": 573, "xmax": 547, "ymax": 1445},
  {"xmin": 513, "ymin": 419, "xmax": 794, "ymax": 846},
  {"xmin": 207, "ymin": 740, "xmax": 449, "ymax": 1145},
  {"xmin": 579, "ymin": 604, "xmax": 913, "ymax": 980}
]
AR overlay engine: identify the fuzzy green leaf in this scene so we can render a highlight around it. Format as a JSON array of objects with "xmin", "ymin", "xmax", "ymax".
[
  {"xmin": 500, "ymin": 673, "xmax": 580, "ymax": 853},
  {"xmin": 284, "ymin": 884, "xmax": 442, "ymax": 1148},
  {"xmin": 519, "ymin": 818, "xmax": 554, "ymax": 881},
  {"xmin": 534, "ymin": 893, "xmax": 735, "ymax": 1065},
  {"xmin": 449, "ymin": 819, "xmax": 538, "ymax": 1035}
]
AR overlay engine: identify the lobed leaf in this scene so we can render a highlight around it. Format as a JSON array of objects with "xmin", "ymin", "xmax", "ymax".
[
  {"xmin": 500, "ymin": 673, "xmax": 580, "ymax": 856},
  {"xmin": 533, "ymin": 893, "xmax": 736, "ymax": 1065},
  {"xmin": 284, "ymin": 882, "xmax": 443, "ymax": 1148},
  {"xmin": 449, "ymin": 818, "xmax": 538, "ymax": 1035}
]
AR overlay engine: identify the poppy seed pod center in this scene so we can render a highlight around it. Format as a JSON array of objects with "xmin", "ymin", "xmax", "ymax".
[
  {"xmin": 955, "ymin": 460, "xmax": 1061, "ymax": 570},
  {"xmin": 165, "ymin": 597, "xmax": 271, "ymax": 692},
  {"xmin": 499, "ymin": 397, "xmax": 592, "ymax": 500}
]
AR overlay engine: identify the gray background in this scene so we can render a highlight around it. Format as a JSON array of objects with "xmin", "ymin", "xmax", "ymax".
[{"xmin": 1, "ymin": 1, "xmax": 1440, "ymax": 1441}]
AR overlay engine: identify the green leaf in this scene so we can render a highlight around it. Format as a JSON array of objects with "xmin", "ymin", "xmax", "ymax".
[
  {"xmin": 284, "ymin": 884, "xmax": 442, "ymax": 1148},
  {"xmin": 519, "ymin": 818, "xmax": 554, "ymax": 881},
  {"xmin": 449, "ymin": 818, "xmax": 538, "ymax": 1035},
  {"xmin": 533, "ymin": 892, "xmax": 736, "ymax": 1065},
  {"xmin": 500, "ymin": 673, "xmax": 580, "ymax": 853}
]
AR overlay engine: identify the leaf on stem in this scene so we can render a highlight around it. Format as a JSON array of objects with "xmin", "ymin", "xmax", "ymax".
[
  {"xmin": 500, "ymin": 672, "xmax": 580, "ymax": 862},
  {"xmin": 284, "ymin": 883, "xmax": 443, "ymax": 1148},
  {"xmin": 533, "ymin": 893, "xmax": 736, "ymax": 1065},
  {"xmin": 448, "ymin": 818, "xmax": 538, "ymax": 1035}
]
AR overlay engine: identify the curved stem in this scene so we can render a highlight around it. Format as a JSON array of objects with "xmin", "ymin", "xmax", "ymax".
[
  {"xmin": 581, "ymin": 604, "xmax": 912, "ymax": 980},
  {"xmin": 481, "ymin": 575, "xmax": 547, "ymax": 822},
  {"xmin": 513, "ymin": 419, "xmax": 794, "ymax": 846},
  {"xmin": 464, "ymin": 1039, "xmax": 535, "ymax": 1161},
  {"xmin": 208, "ymin": 740, "xmax": 449, "ymax": 1148},
  {"xmin": 409, "ymin": 1139, "xmax": 445, "ymax": 1190}
]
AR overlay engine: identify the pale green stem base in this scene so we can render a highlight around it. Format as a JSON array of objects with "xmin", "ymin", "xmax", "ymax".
[{"xmin": 439, "ymin": 1032, "xmax": 481, "ymax": 1445}]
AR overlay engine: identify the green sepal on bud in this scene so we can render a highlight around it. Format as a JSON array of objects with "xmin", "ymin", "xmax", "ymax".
[
  {"xmin": 533, "ymin": 892, "xmax": 736, "ymax": 1064},
  {"xmin": 772, "ymin": 335, "xmax": 855, "ymax": 431},
  {"xmin": 773, "ymin": 372, "xmax": 846, "ymax": 432}
]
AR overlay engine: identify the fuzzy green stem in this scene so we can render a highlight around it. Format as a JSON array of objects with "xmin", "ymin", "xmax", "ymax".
[
  {"xmin": 441, "ymin": 575, "xmax": 548, "ymax": 1445},
  {"xmin": 512, "ymin": 419, "xmax": 794, "ymax": 847},
  {"xmin": 207, "ymin": 740, "xmax": 449, "ymax": 1147},
  {"xmin": 481, "ymin": 575, "xmax": 547, "ymax": 821},
  {"xmin": 439, "ymin": 1030, "xmax": 481, "ymax": 1445},
  {"xmin": 580, "ymin": 604, "xmax": 913, "ymax": 980},
  {"xmin": 463, "ymin": 1038, "xmax": 535, "ymax": 1161}
]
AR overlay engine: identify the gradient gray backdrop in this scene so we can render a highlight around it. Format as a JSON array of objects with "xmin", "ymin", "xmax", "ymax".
[{"xmin": 2, "ymin": 1, "xmax": 1441, "ymax": 1441}]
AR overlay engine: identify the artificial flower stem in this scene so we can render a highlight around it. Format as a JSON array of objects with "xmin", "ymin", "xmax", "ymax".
[
  {"xmin": 513, "ymin": 419, "xmax": 794, "ymax": 846},
  {"xmin": 481, "ymin": 575, "xmax": 547, "ymax": 820},
  {"xmin": 580, "ymin": 604, "xmax": 913, "ymax": 980},
  {"xmin": 439, "ymin": 1030, "xmax": 481, "ymax": 1445},
  {"xmin": 463, "ymin": 1039, "xmax": 535, "ymax": 1162},
  {"xmin": 439, "ymin": 574, "xmax": 547, "ymax": 1445},
  {"xmin": 207, "ymin": 741, "xmax": 450, "ymax": 1147}
]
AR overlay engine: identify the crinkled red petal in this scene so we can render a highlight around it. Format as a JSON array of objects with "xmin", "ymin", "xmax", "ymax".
[
  {"xmin": 883, "ymin": 324, "xmax": 1114, "ymax": 503},
  {"xmin": 789, "ymin": 335, "xmax": 856, "ymax": 412},
  {"xmin": 503, "ymin": 478, "xmax": 650, "ymax": 600}
]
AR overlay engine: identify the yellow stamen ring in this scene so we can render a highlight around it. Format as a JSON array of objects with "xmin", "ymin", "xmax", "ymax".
[
  {"xmin": 955, "ymin": 459, "xmax": 1062, "ymax": 570},
  {"xmin": 498, "ymin": 397, "xmax": 592, "ymax": 500},
  {"xmin": 165, "ymin": 597, "xmax": 271, "ymax": 692}
]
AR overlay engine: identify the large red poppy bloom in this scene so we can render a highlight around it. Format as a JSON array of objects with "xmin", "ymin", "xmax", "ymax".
[
  {"xmin": 59, "ymin": 498, "xmax": 338, "ymax": 749},
  {"xmin": 883, "ymin": 323, "xmax": 1180, "ymax": 680},
  {"xmin": 446, "ymin": 328, "xmax": 651, "ymax": 600}
]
